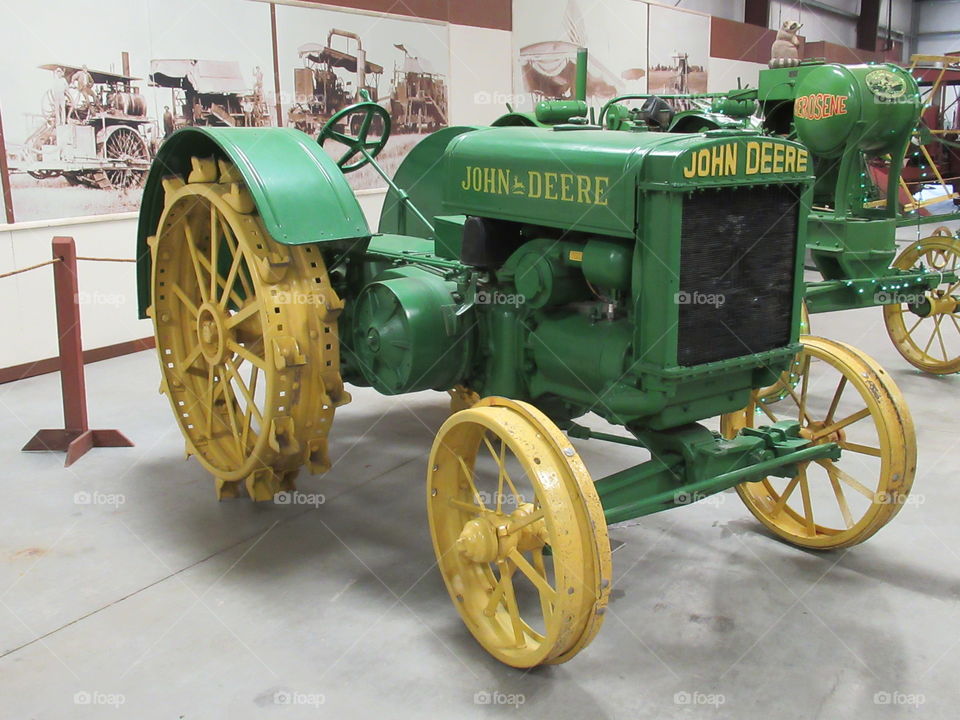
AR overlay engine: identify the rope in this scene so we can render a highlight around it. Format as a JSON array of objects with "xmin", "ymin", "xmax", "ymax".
[
  {"xmin": 0, "ymin": 258, "xmax": 61, "ymax": 280},
  {"xmin": 76, "ymin": 256, "xmax": 136, "ymax": 263}
]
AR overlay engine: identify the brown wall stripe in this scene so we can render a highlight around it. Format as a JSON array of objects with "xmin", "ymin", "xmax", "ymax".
[{"xmin": 289, "ymin": 0, "xmax": 511, "ymax": 31}]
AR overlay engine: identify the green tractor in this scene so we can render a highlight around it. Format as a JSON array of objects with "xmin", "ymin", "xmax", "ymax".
[
  {"xmin": 136, "ymin": 91, "xmax": 916, "ymax": 667},
  {"xmin": 585, "ymin": 57, "xmax": 960, "ymax": 375}
]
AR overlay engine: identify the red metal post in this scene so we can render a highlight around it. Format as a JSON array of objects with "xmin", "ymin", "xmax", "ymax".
[
  {"xmin": 0, "ymin": 103, "xmax": 15, "ymax": 225},
  {"xmin": 22, "ymin": 237, "xmax": 133, "ymax": 466}
]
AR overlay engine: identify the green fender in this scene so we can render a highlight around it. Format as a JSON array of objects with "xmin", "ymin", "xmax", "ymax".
[{"xmin": 136, "ymin": 126, "xmax": 369, "ymax": 317}]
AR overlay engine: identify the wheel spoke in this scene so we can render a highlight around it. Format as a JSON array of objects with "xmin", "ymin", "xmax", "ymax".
[
  {"xmin": 227, "ymin": 338, "xmax": 267, "ymax": 370},
  {"xmin": 209, "ymin": 204, "xmax": 219, "ymax": 300},
  {"xmin": 497, "ymin": 559, "xmax": 526, "ymax": 647},
  {"xmin": 456, "ymin": 456, "xmax": 487, "ymax": 509},
  {"xmin": 824, "ymin": 376, "xmax": 847, "ymax": 425},
  {"xmin": 816, "ymin": 459, "xmax": 875, "ymax": 500},
  {"xmin": 448, "ymin": 497, "xmax": 486, "ymax": 515},
  {"xmin": 241, "ymin": 365, "xmax": 258, "ymax": 448},
  {"xmin": 839, "ymin": 440, "xmax": 881, "ymax": 457},
  {"xmin": 225, "ymin": 300, "xmax": 261, "ymax": 329},
  {"xmin": 171, "ymin": 282, "xmax": 199, "ymax": 317},
  {"xmin": 509, "ymin": 508, "xmax": 545, "ymax": 534},
  {"xmin": 798, "ymin": 467, "xmax": 816, "ymax": 536},
  {"xmin": 508, "ymin": 548, "xmax": 557, "ymax": 607},
  {"xmin": 184, "ymin": 225, "xmax": 209, "ymax": 303},
  {"xmin": 219, "ymin": 243, "xmax": 244, "ymax": 310},
  {"xmin": 828, "ymin": 471, "xmax": 855, "ymax": 529},
  {"xmin": 812, "ymin": 407, "xmax": 871, "ymax": 440},
  {"xmin": 772, "ymin": 474, "xmax": 802, "ymax": 516},
  {"xmin": 758, "ymin": 401, "xmax": 779, "ymax": 424},
  {"xmin": 482, "ymin": 435, "xmax": 521, "ymax": 508},
  {"xmin": 796, "ymin": 354, "xmax": 811, "ymax": 424},
  {"xmin": 223, "ymin": 358, "xmax": 263, "ymax": 423},
  {"xmin": 181, "ymin": 343, "xmax": 203, "ymax": 370},
  {"xmin": 220, "ymin": 376, "xmax": 245, "ymax": 456}
]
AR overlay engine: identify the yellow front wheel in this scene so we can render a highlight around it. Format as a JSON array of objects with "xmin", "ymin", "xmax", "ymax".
[
  {"xmin": 427, "ymin": 397, "xmax": 611, "ymax": 667},
  {"xmin": 883, "ymin": 227, "xmax": 960, "ymax": 374},
  {"xmin": 756, "ymin": 301, "xmax": 811, "ymax": 404},
  {"xmin": 721, "ymin": 337, "xmax": 916, "ymax": 549}
]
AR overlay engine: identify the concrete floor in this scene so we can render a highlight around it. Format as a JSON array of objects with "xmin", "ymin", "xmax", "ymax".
[{"xmin": 3, "ymin": 229, "xmax": 960, "ymax": 719}]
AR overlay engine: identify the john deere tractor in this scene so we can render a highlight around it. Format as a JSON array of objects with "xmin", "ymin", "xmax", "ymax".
[{"xmin": 136, "ymin": 93, "xmax": 916, "ymax": 667}]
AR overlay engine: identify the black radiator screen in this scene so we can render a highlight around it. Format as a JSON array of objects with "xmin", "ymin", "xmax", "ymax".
[{"xmin": 676, "ymin": 185, "xmax": 800, "ymax": 367}]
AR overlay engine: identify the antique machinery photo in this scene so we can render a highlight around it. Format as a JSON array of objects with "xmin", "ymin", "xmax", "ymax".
[
  {"xmin": 9, "ymin": 58, "xmax": 154, "ymax": 190},
  {"xmin": 135, "ymin": 82, "xmax": 917, "ymax": 667}
]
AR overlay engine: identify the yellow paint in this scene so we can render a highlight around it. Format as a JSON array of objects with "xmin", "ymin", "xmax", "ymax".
[{"xmin": 568, "ymin": 250, "xmax": 584, "ymax": 262}]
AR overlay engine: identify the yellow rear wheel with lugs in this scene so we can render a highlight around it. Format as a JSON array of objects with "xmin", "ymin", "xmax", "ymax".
[
  {"xmin": 883, "ymin": 227, "xmax": 960, "ymax": 375},
  {"xmin": 427, "ymin": 397, "xmax": 611, "ymax": 667},
  {"xmin": 721, "ymin": 337, "xmax": 916, "ymax": 550},
  {"xmin": 149, "ymin": 156, "xmax": 348, "ymax": 500}
]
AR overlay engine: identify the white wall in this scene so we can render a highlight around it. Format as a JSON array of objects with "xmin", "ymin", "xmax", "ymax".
[
  {"xmin": 917, "ymin": 0, "xmax": 960, "ymax": 57},
  {"xmin": 707, "ymin": 57, "xmax": 766, "ymax": 91},
  {"xmin": 447, "ymin": 25, "xmax": 514, "ymax": 125},
  {"xmin": 668, "ymin": 0, "xmax": 744, "ymax": 22}
]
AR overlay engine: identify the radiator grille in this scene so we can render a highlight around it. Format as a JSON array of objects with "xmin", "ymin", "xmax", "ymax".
[{"xmin": 676, "ymin": 185, "xmax": 800, "ymax": 367}]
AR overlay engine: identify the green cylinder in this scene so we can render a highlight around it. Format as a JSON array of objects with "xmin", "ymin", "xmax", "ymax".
[
  {"xmin": 535, "ymin": 100, "xmax": 588, "ymax": 124},
  {"xmin": 352, "ymin": 267, "xmax": 471, "ymax": 394},
  {"xmin": 793, "ymin": 63, "xmax": 921, "ymax": 158},
  {"xmin": 581, "ymin": 239, "xmax": 633, "ymax": 291}
]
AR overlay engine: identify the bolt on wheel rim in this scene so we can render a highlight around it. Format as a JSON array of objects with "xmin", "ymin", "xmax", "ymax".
[{"xmin": 721, "ymin": 337, "xmax": 916, "ymax": 549}]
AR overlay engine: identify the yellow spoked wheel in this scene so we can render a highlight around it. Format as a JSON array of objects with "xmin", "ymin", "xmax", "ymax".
[
  {"xmin": 149, "ymin": 156, "xmax": 349, "ymax": 500},
  {"xmin": 427, "ymin": 397, "xmax": 611, "ymax": 667},
  {"xmin": 720, "ymin": 337, "xmax": 916, "ymax": 550},
  {"xmin": 883, "ymin": 227, "xmax": 960, "ymax": 374},
  {"xmin": 756, "ymin": 301, "xmax": 811, "ymax": 404}
]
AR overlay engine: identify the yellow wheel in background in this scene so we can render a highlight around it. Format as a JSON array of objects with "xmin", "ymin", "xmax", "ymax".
[
  {"xmin": 149, "ymin": 156, "xmax": 349, "ymax": 500},
  {"xmin": 756, "ymin": 301, "xmax": 810, "ymax": 404},
  {"xmin": 427, "ymin": 397, "xmax": 611, "ymax": 667},
  {"xmin": 883, "ymin": 227, "xmax": 960, "ymax": 374},
  {"xmin": 721, "ymin": 337, "xmax": 916, "ymax": 549}
]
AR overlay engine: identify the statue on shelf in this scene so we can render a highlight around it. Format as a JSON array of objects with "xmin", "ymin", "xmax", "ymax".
[{"xmin": 770, "ymin": 19, "xmax": 802, "ymax": 68}]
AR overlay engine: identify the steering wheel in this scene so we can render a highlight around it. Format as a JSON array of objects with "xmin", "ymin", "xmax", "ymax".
[{"xmin": 317, "ymin": 97, "xmax": 391, "ymax": 173}]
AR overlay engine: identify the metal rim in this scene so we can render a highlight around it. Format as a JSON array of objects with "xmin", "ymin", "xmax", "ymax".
[
  {"xmin": 883, "ymin": 228, "xmax": 960, "ymax": 375},
  {"xmin": 721, "ymin": 336, "xmax": 916, "ymax": 549},
  {"xmin": 427, "ymin": 397, "xmax": 611, "ymax": 667},
  {"xmin": 150, "ymin": 157, "xmax": 346, "ymax": 499}
]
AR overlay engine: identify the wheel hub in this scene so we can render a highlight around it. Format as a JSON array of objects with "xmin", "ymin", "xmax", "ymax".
[
  {"xmin": 456, "ymin": 504, "xmax": 547, "ymax": 565},
  {"xmin": 196, "ymin": 302, "xmax": 230, "ymax": 365},
  {"xmin": 800, "ymin": 421, "xmax": 845, "ymax": 446}
]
